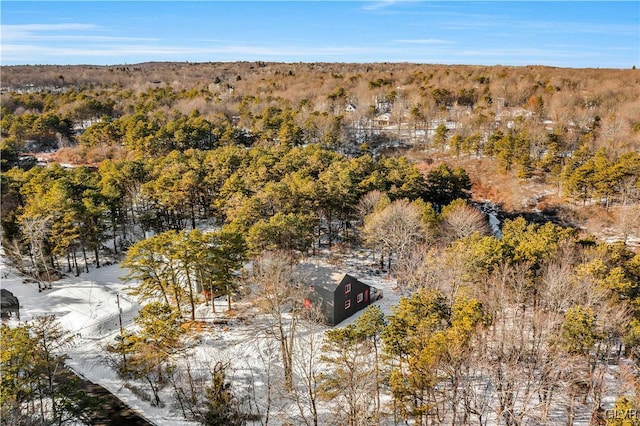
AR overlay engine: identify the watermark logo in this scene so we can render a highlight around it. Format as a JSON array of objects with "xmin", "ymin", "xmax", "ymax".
[{"xmin": 606, "ymin": 408, "xmax": 638, "ymax": 420}]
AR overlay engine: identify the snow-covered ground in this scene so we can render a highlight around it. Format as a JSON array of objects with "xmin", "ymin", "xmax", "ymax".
[
  {"xmin": 0, "ymin": 252, "xmax": 199, "ymax": 425},
  {"xmin": 0, "ymin": 248, "xmax": 399, "ymax": 426},
  {"xmin": 4, "ymin": 242, "xmax": 633, "ymax": 425}
]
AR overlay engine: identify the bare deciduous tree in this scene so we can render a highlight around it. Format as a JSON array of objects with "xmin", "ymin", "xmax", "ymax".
[
  {"xmin": 362, "ymin": 199, "xmax": 426, "ymax": 271},
  {"xmin": 290, "ymin": 319, "xmax": 324, "ymax": 426},
  {"xmin": 614, "ymin": 204, "xmax": 640, "ymax": 244},
  {"xmin": 249, "ymin": 251, "xmax": 303, "ymax": 394},
  {"xmin": 21, "ymin": 215, "xmax": 54, "ymax": 290},
  {"xmin": 393, "ymin": 243, "xmax": 435, "ymax": 294},
  {"xmin": 439, "ymin": 201, "xmax": 490, "ymax": 243},
  {"xmin": 356, "ymin": 190, "xmax": 389, "ymax": 221}
]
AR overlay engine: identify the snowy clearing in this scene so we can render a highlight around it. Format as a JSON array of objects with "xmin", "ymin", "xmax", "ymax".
[
  {"xmin": 0, "ymin": 252, "xmax": 198, "ymax": 425},
  {"xmin": 0, "ymin": 248, "xmax": 399, "ymax": 425}
]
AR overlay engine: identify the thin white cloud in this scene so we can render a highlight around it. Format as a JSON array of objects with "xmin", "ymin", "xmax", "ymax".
[
  {"xmin": 3, "ymin": 23, "xmax": 98, "ymax": 32},
  {"xmin": 2, "ymin": 40, "xmax": 599, "ymax": 64},
  {"xmin": 438, "ymin": 14, "xmax": 638, "ymax": 37},
  {"xmin": 521, "ymin": 20, "xmax": 639, "ymax": 36},
  {"xmin": 0, "ymin": 43, "xmax": 380, "ymax": 62},
  {"xmin": 361, "ymin": 0, "xmax": 422, "ymax": 12},
  {"xmin": 395, "ymin": 39, "xmax": 452, "ymax": 45},
  {"xmin": 362, "ymin": 1, "xmax": 399, "ymax": 11},
  {"xmin": 2, "ymin": 23, "xmax": 101, "ymax": 41},
  {"xmin": 452, "ymin": 48, "xmax": 602, "ymax": 60},
  {"xmin": 4, "ymin": 33, "xmax": 156, "ymax": 43},
  {"xmin": 2, "ymin": 22, "xmax": 157, "ymax": 58}
]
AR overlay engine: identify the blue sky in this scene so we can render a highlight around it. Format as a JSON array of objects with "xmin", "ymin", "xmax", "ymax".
[{"xmin": 2, "ymin": 1, "xmax": 639, "ymax": 68}]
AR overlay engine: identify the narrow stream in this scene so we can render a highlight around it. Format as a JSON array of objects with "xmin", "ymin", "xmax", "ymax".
[{"xmin": 476, "ymin": 201, "xmax": 503, "ymax": 238}]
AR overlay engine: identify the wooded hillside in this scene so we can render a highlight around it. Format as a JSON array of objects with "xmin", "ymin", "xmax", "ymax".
[{"xmin": 2, "ymin": 62, "xmax": 640, "ymax": 425}]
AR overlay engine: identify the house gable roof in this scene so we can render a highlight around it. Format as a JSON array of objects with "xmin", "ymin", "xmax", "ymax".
[
  {"xmin": 296, "ymin": 263, "xmax": 345, "ymax": 293},
  {"xmin": 1, "ymin": 289, "xmax": 19, "ymax": 309},
  {"xmin": 296, "ymin": 262, "xmax": 370, "ymax": 296}
]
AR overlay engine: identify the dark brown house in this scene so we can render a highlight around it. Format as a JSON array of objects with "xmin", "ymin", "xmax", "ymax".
[{"xmin": 298, "ymin": 263, "xmax": 382, "ymax": 325}]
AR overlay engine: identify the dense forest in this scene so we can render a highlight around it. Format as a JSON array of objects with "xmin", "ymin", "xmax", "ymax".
[{"xmin": 1, "ymin": 62, "xmax": 640, "ymax": 425}]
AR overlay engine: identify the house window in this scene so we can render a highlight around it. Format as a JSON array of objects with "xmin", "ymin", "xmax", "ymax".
[
  {"xmin": 344, "ymin": 283, "xmax": 351, "ymax": 294},
  {"xmin": 344, "ymin": 299, "xmax": 351, "ymax": 310},
  {"xmin": 357, "ymin": 292, "xmax": 364, "ymax": 303}
]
